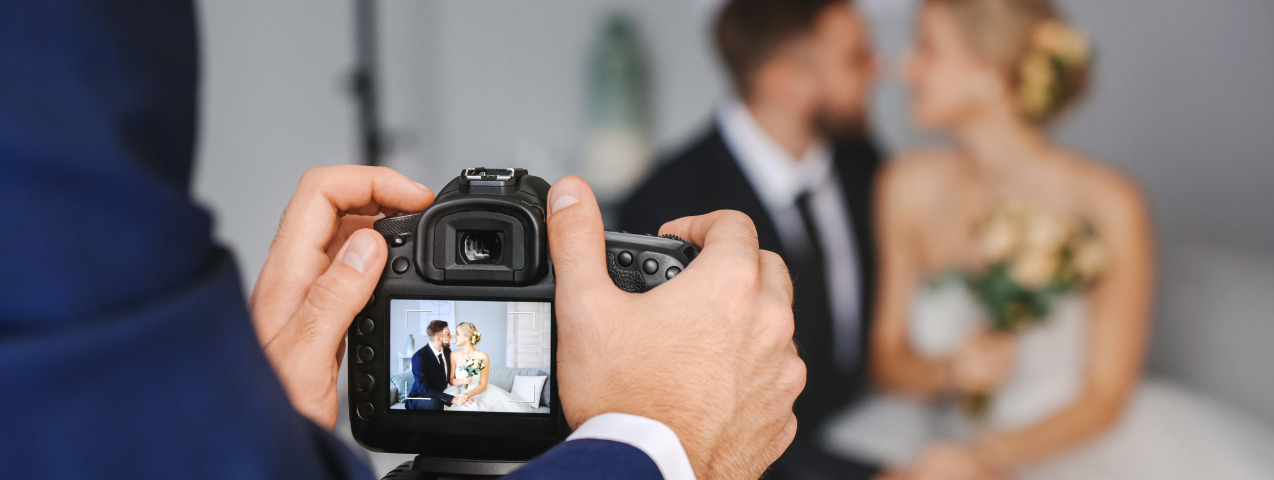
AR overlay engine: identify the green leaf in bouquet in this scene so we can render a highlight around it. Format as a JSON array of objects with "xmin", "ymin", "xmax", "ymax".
[{"xmin": 964, "ymin": 262, "xmax": 1065, "ymax": 333}]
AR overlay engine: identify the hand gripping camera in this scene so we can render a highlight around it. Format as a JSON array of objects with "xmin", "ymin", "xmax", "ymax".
[{"xmin": 347, "ymin": 168, "xmax": 698, "ymax": 478}]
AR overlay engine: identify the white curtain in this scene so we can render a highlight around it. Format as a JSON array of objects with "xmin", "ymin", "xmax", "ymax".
[{"xmin": 505, "ymin": 302, "xmax": 551, "ymax": 368}]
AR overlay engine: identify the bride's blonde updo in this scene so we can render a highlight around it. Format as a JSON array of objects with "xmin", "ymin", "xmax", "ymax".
[
  {"xmin": 929, "ymin": 0, "xmax": 1092, "ymax": 124},
  {"xmin": 456, "ymin": 322, "xmax": 482, "ymax": 346}
]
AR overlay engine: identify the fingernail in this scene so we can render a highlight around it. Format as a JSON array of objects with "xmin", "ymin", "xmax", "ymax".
[
  {"xmin": 549, "ymin": 179, "xmax": 580, "ymax": 216},
  {"xmin": 342, "ymin": 231, "xmax": 379, "ymax": 274},
  {"xmin": 413, "ymin": 181, "xmax": 429, "ymax": 191}
]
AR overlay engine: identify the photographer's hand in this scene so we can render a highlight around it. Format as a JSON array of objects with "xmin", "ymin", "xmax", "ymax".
[
  {"xmin": 547, "ymin": 177, "xmax": 805, "ymax": 479},
  {"xmin": 249, "ymin": 166, "xmax": 434, "ymax": 429}
]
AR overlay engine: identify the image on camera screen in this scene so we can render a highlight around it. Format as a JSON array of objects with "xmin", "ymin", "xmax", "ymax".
[{"xmin": 388, "ymin": 299, "xmax": 552, "ymax": 415}]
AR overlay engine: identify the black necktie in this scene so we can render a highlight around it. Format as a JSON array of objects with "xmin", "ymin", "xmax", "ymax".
[
  {"xmin": 437, "ymin": 352, "xmax": 445, "ymax": 374},
  {"xmin": 791, "ymin": 190, "xmax": 841, "ymax": 425},
  {"xmin": 795, "ymin": 192, "xmax": 827, "ymax": 273}
]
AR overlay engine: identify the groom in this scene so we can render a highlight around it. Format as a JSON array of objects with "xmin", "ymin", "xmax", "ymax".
[
  {"xmin": 406, "ymin": 321, "xmax": 471, "ymax": 410},
  {"xmin": 621, "ymin": 0, "xmax": 881, "ymax": 477},
  {"xmin": 623, "ymin": 0, "xmax": 879, "ymax": 429}
]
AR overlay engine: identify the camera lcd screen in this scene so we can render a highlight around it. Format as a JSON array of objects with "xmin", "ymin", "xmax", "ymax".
[{"xmin": 388, "ymin": 299, "xmax": 552, "ymax": 415}]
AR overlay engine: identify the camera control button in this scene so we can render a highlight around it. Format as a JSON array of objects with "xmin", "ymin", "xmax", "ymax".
[
  {"xmin": 358, "ymin": 346, "xmax": 375, "ymax": 363},
  {"xmin": 642, "ymin": 258, "xmax": 659, "ymax": 275},
  {"xmin": 618, "ymin": 251, "xmax": 634, "ymax": 267},
  {"xmin": 357, "ymin": 374, "xmax": 375, "ymax": 392},
  {"xmin": 391, "ymin": 256, "xmax": 410, "ymax": 274},
  {"xmin": 390, "ymin": 235, "xmax": 406, "ymax": 247},
  {"xmin": 358, "ymin": 317, "xmax": 375, "ymax": 335},
  {"xmin": 666, "ymin": 266, "xmax": 681, "ymax": 280},
  {"xmin": 357, "ymin": 402, "xmax": 375, "ymax": 420}
]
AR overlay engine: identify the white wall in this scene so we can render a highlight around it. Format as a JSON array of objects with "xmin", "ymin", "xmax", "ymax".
[
  {"xmin": 192, "ymin": 0, "xmax": 1274, "ymax": 471},
  {"xmin": 375, "ymin": 0, "xmax": 727, "ymax": 194}
]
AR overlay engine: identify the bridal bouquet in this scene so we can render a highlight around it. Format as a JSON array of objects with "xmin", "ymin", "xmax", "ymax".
[
  {"xmin": 960, "ymin": 200, "xmax": 1106, "ymax": 417},
  {"xmin": 459, "ymin": 357, "xmax": 486, "ymax": 390}
]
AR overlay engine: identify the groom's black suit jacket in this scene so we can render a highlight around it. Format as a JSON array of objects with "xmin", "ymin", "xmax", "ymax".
[
  {"xmin": 619, "ymin": 126, "xmax": 882, "ymax": 428},
  {"xmin": 409, "ymin": 344, "xmax": 454, "ymax": 405}
]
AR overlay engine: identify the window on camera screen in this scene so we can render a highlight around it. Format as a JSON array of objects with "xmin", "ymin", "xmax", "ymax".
[{"xmin": 388, "ymin": 299, "xmax": 552, "ymax": 415}]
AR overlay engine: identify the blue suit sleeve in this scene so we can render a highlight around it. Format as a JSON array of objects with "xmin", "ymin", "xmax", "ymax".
[
  {"xmin": 504, "ymin": 439, "xmax": 664, "ymax": 480},
  {"xmin": 410, "ymin": 351, "xmax": 453, "ymax": 404},
  {"xmin": 0, "ymin": 1, "xmax": 371, "ymax": 478}
]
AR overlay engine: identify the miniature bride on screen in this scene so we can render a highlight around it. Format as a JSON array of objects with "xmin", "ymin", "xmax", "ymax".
[{"xmin": 444, "ymin": 322, "xmax": 537, "ymax": 414}]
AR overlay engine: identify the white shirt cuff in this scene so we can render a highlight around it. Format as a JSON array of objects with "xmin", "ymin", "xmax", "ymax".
[{"xmin": 566, "ymin": 413, "xmax": 697, "ymax": 480}]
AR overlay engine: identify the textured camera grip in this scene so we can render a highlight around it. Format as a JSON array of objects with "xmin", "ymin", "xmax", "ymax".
[
  {"xmin": 603, "ymin": 232, "xmax": 699, "ymax": 294},
  {"xmin": 607, "ymin": 252, "xmax": 651, "ymax": 293}
]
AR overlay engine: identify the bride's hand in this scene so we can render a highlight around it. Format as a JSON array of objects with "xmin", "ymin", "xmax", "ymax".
[
  {"xmin": 953, "ymin": 331, "xmax": 1017, "ymax": 394},
  {"xmin": 903, "ymin": 443, "xmax": 1008, "ymax": 480}
]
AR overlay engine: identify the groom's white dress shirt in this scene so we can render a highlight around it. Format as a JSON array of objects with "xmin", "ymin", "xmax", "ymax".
[
  {"xmin": 428, "ymin": 341, "xmax": 447, "ymax": 375},
  {"xmin": 717, "ymin": 99, "xmax": 864, "ymax": 372}
]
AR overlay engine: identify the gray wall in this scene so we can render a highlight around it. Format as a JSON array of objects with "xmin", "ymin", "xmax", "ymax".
[
  {"xmin": 192, "ymin": 0, "xmax": 1274, "ymax": 470},
  {"xmin": 1066, "ymin": 0, "xmax": 1274, "ymax": 430},
  {"xmin": 454, "ymin": 301, "xmax": 510, "ymax": 368},
  {"xmin": 192, "ymin": 0, "xmax": 359, "ymax": 293}
]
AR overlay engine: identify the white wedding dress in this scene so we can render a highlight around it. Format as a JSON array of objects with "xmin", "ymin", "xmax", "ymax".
[
  {"xmin": 821, "ymin": 280, "xmax": 1274, "ymax": 479},
  {"xmin": 443, "ymin": 351, "xmax": 538, "ymax": 414}
]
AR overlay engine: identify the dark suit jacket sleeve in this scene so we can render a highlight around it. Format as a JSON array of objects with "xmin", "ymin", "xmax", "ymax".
[
  {"xmin": 0, "ymin": 1, "xmax": 371, "ymax": 478},
  {"xmin": 410, "ymin": 350, "xmax": 454, "ymax": 404},
  {"xmin": 505, "ymin": 439, "xmax": 664, "ymax": 480}
]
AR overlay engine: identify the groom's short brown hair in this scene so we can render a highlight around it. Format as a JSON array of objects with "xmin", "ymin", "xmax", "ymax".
[
  {"xmin": 714, "ymin": 0, "xmax": 848, "ymax": 98},
  {"xmin": 426, "ymin": 320, "xmax": 449, "ymax": 339}
]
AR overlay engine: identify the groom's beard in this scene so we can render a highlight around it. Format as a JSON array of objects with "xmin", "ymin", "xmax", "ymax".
[{"xmin": 812, "ymin": 106, "xmax": 868, "ymax": 144}]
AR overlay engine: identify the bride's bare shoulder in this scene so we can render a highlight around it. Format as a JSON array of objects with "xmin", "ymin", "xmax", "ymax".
[{"xmin": 1058, "ymin": 152, "xmax": 1150, "ymax": 224}]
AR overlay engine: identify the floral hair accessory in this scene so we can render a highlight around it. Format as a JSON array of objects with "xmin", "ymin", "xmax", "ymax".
[{"xmin": 1017, "ymin": 20, "xmax": 1091, "ymax": 123}]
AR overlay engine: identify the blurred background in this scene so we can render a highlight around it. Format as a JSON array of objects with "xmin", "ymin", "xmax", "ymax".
[{"xmin": 190, "ymin": 0, "xmax": 1274, "ymax": 472}]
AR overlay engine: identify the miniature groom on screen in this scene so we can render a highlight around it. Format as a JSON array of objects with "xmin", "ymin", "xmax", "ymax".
[{"xmin": 406, "ymin": 320, "xmax": 472, "ymax": 410}]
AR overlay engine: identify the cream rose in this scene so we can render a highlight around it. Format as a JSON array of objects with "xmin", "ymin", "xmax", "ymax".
[
  {"xmin": 1034, "ymin": 21, "xmax": 1090, "ymax": 64},
  {"xmin": 979, "ymin": 216, "xmax": 1021, "ymax": 264},
  {"xmin": 1024, "ymin": 211, "xmax": 1070, "ymax": 252},
  {"xmin": 1011, "ymin": 248, "xmax": 1059, "ymax": 288},
  {"xmin": 1072, "ymin": 239, "xmax": 1107, "ymax": 281}
]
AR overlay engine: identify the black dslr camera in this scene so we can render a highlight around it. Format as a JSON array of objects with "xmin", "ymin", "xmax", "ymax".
[{"xmin": 347, "ymin": 168, "xmax": 698, "ymax": 478}]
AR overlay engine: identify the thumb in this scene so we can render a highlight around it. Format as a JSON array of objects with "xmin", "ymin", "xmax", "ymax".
[
  {"xmin": 289, "ymin": 229, "xmax": 386, "ymax": 354},
  {"xmin": 546, "ymin": 176, "xmax": 612, "ymax": 296}
]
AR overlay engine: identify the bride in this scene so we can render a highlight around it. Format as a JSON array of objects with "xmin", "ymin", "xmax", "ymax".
[
  {"xmin": 443, "ymin": 322, "xmax": 537, "ymax": 413},
  {"xmin": 822, "ymin": 0, "xmax": 1274, "ymax": 478}
]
